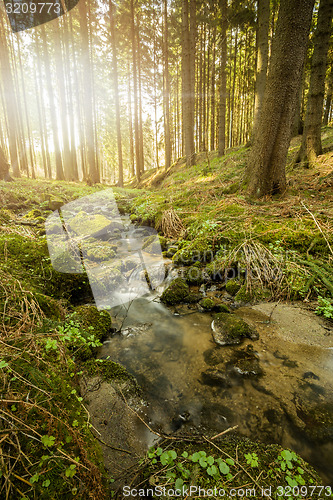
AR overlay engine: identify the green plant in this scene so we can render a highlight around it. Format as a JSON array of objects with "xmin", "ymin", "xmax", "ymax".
[
  {"xmin": 244, "ymin": 452, "xmax": 259, "ymax": 467},
  {"xmin": 316, "ymin": 295, "xmax": 333, "ymax": 318},
  {"xmin": 275, "ymin": 449, "xmax": 306, "ymax": 496}
]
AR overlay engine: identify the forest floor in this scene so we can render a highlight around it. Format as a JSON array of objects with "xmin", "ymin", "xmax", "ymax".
[{"xmin": 0, "ymin": 126, "xmax": 333, "ymax": 498}]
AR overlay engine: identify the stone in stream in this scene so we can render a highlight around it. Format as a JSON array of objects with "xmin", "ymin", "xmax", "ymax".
[
  {"xmin": 226, "ymin": 346, "xmax": 263, "ymax": 378},
  {"xmin": 160, "ymin": 277, "xmax": 189, "ymax": 305},
  {"xmin": 201, "ymin": 368, "xmax": 232, "ymax": 388},
  {"xmin": 211, "ymin": 312, "xmax": 259, "ymax": 346}
]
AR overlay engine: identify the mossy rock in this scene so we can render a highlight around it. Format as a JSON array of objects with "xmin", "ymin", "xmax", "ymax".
[
  {"xmin": 235, "ymin": 284, "xmax": 254, "ymax": 303},
  {"xmin": 160, "ymin": 278, "xmax": 189, "ymax": 305},
  {"xmin": 225, "ymin": 278, "xmax": 241, "ymax": 296},
  {"xmin": 203, "ymin": 347, "xmax": 224, "ymax": 366},
  {"xmin": 214, "ymin": 303, "xmax": 231, "ymax": 313},
  {"xmin": 165, "ymin": 245, "xmax": 178, "ymax": 258},
  {"xmin": 74, "ymin": 305, "xmax": 111, "ymax": 342},
  {"xmin": 295, "ymin": 400, "xmax": 333, "ymax": 443},
  {"xmin": 83, "ymin": 238, "xmax": 117, "ymax": 261},
  {"xmin": 67, "ymin": 211, "xmax": 114, "ymax": 237},
  {"xmin": 24, "ymin": 208, "xmax": 43, "ymax": 219},
  {"xmin": 201, "ymin": 368, "xmax": 231, "ymax": 387},
  {"xmin": 35, "ymin": 293, "xmax": 65, "ymax": 320},
  {"xmin": 141, "ymin": 234, "xmax": 163, "ymax": 254},
  {"xmin": 199, "ymin": 297, "xmax": 215, "ymax": 310},
  {"xmin": 185, "ymin": 292, "xmax": 202, "ymax": 304},
  {"xmin": 226, "ymin": 347, "xmax": 263, "ymax": 378},
  {"xmin": 172, "ymin": 238, "xmax": 214, "ymax": 265},
  {"xmin": 212, "ymin": 312, "xmax": 259, "ymax": 346},
  {"xmin": 86, "ymin": 359, "xmax": 134, "ymax": 382},
  {"xmin": 185, "ymin": 265, "xmax": 205, "ymax": 285}
]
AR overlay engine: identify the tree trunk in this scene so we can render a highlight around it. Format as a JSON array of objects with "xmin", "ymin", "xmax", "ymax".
[
  {"xmin": 40, "ymin": 26, "xmax": 65, "ymax": 181},
  {"xmin": 130, "ymin": 0, "xmax": 141, "ymax": 180},
  {"xmin": 78, "ymin": 0, "xmax": 99, "ymax": 183},
  {"xmin": 0, "ymin": 146, "xmax": 11, "ymax": 180},
  {"xmin": 246, "ymin": 0, "xmax": 315, "ymax": 198},
  {"xmin": 109, "ymin": 0, "xmax": 124, "ymax": 187},
  {"xmin": 163, "ymin": 0, "xmax": 171, "ymax": 170},
  {"xmin": 0, "ymin": 18, "xmax": 20, "ymax": 177},
  {"xmin": 218, "ymin": 0, "xmax": 227, "ymax": 156},
  {"xmin": 252, "ymin": 0, "xmax": 270, "ymax": 137},
  {"xmin": 323, "ymin": 63, "xmax": 333, "ymax": 126},
  {"xmin": 297, "ymin": 0, "xmax": 333, "ymax": 165},
  {"xmin": 182, "ymin": 0, "xmax": 195, "ymax": 166}
]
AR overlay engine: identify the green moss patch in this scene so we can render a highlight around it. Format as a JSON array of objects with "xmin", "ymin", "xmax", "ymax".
[{"xmin": 160, "ymin": 278, "xmax": 189, "ymax": 305}]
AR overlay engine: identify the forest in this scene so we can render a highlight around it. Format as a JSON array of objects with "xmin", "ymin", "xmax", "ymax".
[{"xmin": 1, "ymin": 0, "xmax": 333, "ymax": 498}]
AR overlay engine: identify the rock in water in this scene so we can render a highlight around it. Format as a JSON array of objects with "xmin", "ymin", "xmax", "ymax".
[
  {"xmin": 211, "ymin": 312, "xmax": 259, "ymax": 346},
  {"xmin": 201, "ymin": 369, "xmax": 232, "ymax": 387},
  {"xmin": 160, "ymin": 278, "xmax": 189, "ymax": 305}
]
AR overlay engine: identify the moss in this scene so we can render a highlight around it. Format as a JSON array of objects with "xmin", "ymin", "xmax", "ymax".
[
  {"xmin": 35, "ymin": 293, "xmax": 65, "ymax": 320},
  {"xmin": 68, "ymin": 211, "xmax": 113, "ymax": 237},
  {"xmin": 185, "ymin": 292, "xmax": 202, "ymax": 304},
  {"xmin": 225, "ymin": 279, "xmax": 241, "ymax": 296},
  {"xmin": 214, "ymin": 303, "xmax": 231, "ymax": 313},
  {"xmin": 199, "ymin": 297, "xmax": 215, "ymax": 310},
  {"xmin": 235, "ymin": 284, "xmax": 254, "ymax": 303},
  {"xmin": 24, "ymin": 208, "xmax": 43, "ymax": 219},
  {"xmin": 172, "ymin": 238, "xmax": 214, "ymax": 265},
  {"xmin": 185, "ymin": 265, "xmax": 204, "ymax": 284},
  {"xmin": 84, "ymin": 238, "xmax": 117, "ymax": 261},
  {"xmin": 0, "ymin": 208, "xmax": 15, "ymax": 222},
  {"xmin": 86, "ymin": 359, "xmax": 137, "ymax": 385},
  {"xmin": 73, "ymin": 305, "xmax": 111, "ymax": 342},
  {"xmin": 160, "ymin": 278, "xmax": 189, "ymax": 305},
  {"xmin": 212, "ymin": 312, "xmax": 259, "ymax": 346}
]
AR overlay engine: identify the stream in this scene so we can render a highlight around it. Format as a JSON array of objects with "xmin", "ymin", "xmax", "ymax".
[
  {"xmin": 99, "ymin": 290, "xmax": 333, "ymax": 485},
  {"xmin": 57, "ymin": 200, "xmax": 332, "ymax": 485}
]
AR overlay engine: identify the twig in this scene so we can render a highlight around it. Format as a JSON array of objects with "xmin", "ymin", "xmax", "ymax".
[
  {"xmin": 301, "ymin": 200, "xmax": 333, "ymax": 256},
  {"xmin": 209, "ymin": 425, "xmax": 238, "ymax": 440}
]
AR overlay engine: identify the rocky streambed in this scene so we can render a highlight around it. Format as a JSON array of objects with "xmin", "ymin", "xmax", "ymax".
[{"xmin": 83, "ymin": 272, "xmax": 333, "ymax": 485}]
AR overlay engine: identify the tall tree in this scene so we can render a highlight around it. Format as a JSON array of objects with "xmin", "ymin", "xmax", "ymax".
[
  {"xmin": 109, "ymin": 0, "xmax": 124, "ymax": 187},
  {"xmin": 323, "ymin": 63, "xmax": 333, "ymax": 125},
  {"xmin": 0, "ymin": 15, "xmax": 20, "ymax": 177},
  {"xmin": 182, "ymin": 0, "xmax": 196, "ymax": 166},
  {"xmin": 246, "ymin": 0, "xmax": 315, "ymax": 197},
  {"xmin": 163, "ymin": 0, "xmax": 171, "ymax": 170},
  {"xmin": 218, "ymin": 0, "xmax": 227, "ymax": 156},
  {"xmin": 297, "ymin": 0, "xmax": 333, "ymax": 166},
  {"xmin": 40, "ymin": 26, "xmax": 65, "ymax": 181},
  {"xmin": 130, "ymin": 0, "xmax": 142, "ymax": 180},
  {"xmin": 252, "ymin": 0, "xmax": 270, "ymax": 137},
  {"xmin": 78, "ymin": 0, "xmax": 99, "ymax": 183}
]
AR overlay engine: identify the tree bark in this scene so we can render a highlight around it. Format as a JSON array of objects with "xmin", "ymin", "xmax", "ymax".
[
  {"xmin": 163, "ymin": 0, "xmax": 171, "ymax": 170},
  {"xmin": 78, "ymin": 0, "xmax": 99, "ymax": 183},
  {"xmin": 40, "ymin": 25, "xmax": 65, "ymax": 181},
  {"xmin": 246, "ymin": 0, "xmax": 315, "ymax": 198},
  {"xmin": 323, "ymin": 63, "xmax": 333, "ymax": 126},
  {"xmin": 0, "ymin": 17, "xmax": 20, "ymax": 177},
  {"xmin": 297, "ymin": 0, "xmax": 333, "ymax": 165},
  {"xmin": 218, "ymin": 0, "xmax": 227, "ymax": 156},
  {"xmin": 182, "ymin": 0, "xmax": 195, "ymax": 166},
  {"xmin": 109, "ymin": 0, "xmax": 124, "ymax": 187},
  {"xmin": 252, "ymin": 0, "xmax": 270, "ymax": 137}
]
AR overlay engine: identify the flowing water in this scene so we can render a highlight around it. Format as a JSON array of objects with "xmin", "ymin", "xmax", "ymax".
[{"xmin": 99, "ymin": 291, "xmax": 333, "ymax": 485}]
